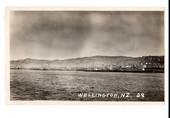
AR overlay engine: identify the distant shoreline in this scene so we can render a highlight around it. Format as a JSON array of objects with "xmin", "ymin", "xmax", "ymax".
[
  {"xmin": 10, "ymin": 68, "xmax": 164, "ymax": 73},
  {"xmin": 10, "ymin": 56, "xmax": 164, "ymax": 73}
]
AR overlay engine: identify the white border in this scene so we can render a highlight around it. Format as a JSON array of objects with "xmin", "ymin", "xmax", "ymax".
[{"xmin": 0, "ymin": 1, "xmax": 168, "ymax": 118}]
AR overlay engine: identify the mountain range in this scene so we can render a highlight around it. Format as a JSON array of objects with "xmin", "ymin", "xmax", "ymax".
[{"xmin": 10, "ymin": 56, "xmax": 164, "ymax": 72}]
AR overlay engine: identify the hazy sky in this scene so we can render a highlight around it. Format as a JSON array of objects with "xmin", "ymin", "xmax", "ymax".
[{"xmin": 10, "ymin": 11, "xmax": 164, "ymax": 60}]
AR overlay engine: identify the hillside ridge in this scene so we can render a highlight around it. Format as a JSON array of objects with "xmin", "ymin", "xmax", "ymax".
[{"xmin": 10, "ymin": 56, "xmax": 164, "ymax": 73}]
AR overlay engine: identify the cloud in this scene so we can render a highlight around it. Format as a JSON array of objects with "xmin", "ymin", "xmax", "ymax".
[{"xmin": 10, "ymin": 11, "xmax": 164, "ymax": 60}]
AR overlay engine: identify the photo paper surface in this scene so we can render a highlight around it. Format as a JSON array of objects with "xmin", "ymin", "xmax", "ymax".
[{"xmin": 7, "ymin": 8, "xmax": 164, "ymax": 103}]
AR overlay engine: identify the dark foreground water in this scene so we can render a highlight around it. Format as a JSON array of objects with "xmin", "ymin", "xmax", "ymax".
[{"xmin": 10, "ymin": 69, "xmax": 164, "ymax": 101}]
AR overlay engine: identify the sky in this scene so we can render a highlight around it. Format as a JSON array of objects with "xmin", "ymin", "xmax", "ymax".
[{"xmin": 10, "ymin": 11, "xmax": 164, "ymax": 60}]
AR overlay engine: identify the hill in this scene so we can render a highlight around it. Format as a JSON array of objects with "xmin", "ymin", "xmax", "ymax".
[{"xmin": 10, "ymin": 56, "xmax": 164, "ymax": 73}]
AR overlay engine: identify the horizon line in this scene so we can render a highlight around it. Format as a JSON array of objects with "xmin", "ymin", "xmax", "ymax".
[{"xmin": 10, "ymin": 55, "xmax": 165, "ymax": 61}]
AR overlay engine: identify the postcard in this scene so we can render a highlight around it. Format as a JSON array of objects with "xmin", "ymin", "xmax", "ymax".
[{"xmin": 6, "ymin": 7, "xmax": 165, "ymax": 104}]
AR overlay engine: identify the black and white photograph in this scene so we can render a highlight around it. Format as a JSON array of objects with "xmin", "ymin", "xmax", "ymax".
[{"xmin": 8, "ymin": 9, "xmax": 164, "ymax": 101}]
